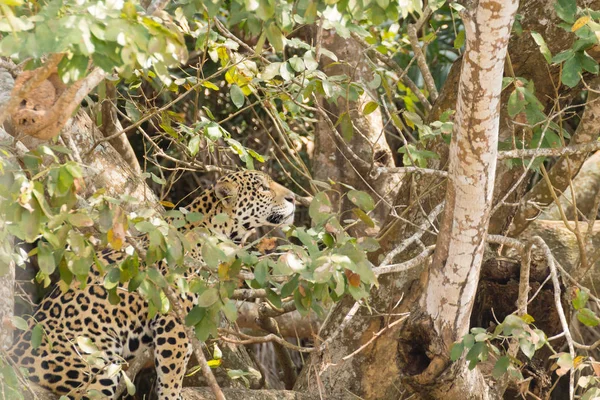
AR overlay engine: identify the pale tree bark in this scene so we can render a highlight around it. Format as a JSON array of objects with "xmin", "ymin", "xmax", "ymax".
[{"xmin": 410, "ymin": 2, "xmax": 518, "ymax": 396}]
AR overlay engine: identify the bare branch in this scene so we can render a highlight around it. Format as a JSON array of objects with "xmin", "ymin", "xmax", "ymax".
[
  {"xmin": 369, "ymin": 166, "xmax": 447, "ymax": 179},
  {"xmin": 529, "ymin": 236, "xmax": 575, "ymax": 400},
  {"xmin": 373, "ymin": 246, "xmax": 435, "ymax": 276},
  {"xmin": 407, "ymin": 24, "xmax": 438, "ymax": 101}
]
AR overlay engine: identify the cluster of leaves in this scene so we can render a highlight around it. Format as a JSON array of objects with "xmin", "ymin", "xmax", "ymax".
[
  {"xmin": 0, "ymin": 138, "xmax": 380, "ymax": 348},
  {"xmin": 550, "ymin": 1, "xmax": 600, "ymax": 88},
  {"xmin": 0, "ymin": 0, "xmax": 188, "ymax": 83},
  {"xmin": 450, "ymin": 313, "xmax": 547, "ymax": 381},
  {"xmin": 451, "ymin": 288, "xmax": 600, "ymax": 398},
  {"xmin": 179, "ymin": 187, "xmax": 380, "ymax": 341}
]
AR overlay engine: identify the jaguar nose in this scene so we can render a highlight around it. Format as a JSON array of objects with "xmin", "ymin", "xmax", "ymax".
[{"xmin": 284, "ymin": 194, "xmax": 295, "ymax": 204}]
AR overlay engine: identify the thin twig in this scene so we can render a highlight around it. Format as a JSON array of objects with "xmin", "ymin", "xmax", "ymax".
[
  {"xmin": 530, "ymin": 236, "xmax": 575, "ymax": 400},
  {"xmin": 350, "ymin": 32, "xmax": 432, "ymax": 111},
  {"xmin": 370, "ymin": 166, "xmax": 447, "ymax": 179},
  {"xmin": 373, "ymin": 245, "xmax": 435, "ymax": 276},
  {"xmin": 499, "ymin": 139, "xmax": 600, "ymax": 160}
]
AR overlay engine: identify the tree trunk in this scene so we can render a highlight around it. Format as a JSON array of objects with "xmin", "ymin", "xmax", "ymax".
[
  {"xmin": 399, "ymin": 1, "xmax": 518, "ymax": 397},
  {"xmin": 296, "ymin": 1, "xmax": 519, "ymax": 398}
]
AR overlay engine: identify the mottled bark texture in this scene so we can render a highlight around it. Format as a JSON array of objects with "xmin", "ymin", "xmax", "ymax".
[
  {"xmin": 0, "ymin": 257, "xmax": 15, "ymax": 350},
  {"xmin": 313, "ymin": 31, "xmax": 401, "ymax": 236},
  {"xmin": 508, "ymin": 78, "xmax": 600, "ymax": 237},
  {"xmin": 409, "ymin": 0, "xmax": 518, "ymax": 395}
]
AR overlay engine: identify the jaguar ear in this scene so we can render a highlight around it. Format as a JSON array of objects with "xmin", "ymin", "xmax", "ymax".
[{"xmin": 215, "ymin": 181, "xmax": 238, "ymax": 209}]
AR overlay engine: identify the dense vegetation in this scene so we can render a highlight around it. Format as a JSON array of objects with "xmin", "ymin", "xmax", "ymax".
[{"xmin": 1, "ymin": 0, "xmax": 600, "ymax": 399}]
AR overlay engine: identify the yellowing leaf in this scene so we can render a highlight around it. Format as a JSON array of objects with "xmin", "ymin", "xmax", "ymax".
[
  {"xmin": 520, "ymin": 314, "xmax": 535, "ymax": 324},
  {"xmin": 571, "ymin": 16, "xmax": 591, "ymax": 32},
  {"xmin": 108, "ymin": 228, "xmax": 124, "ymax": 251},
  {"xmin": 160, "ymin": 201, "xmax": 176, "ymax": 208},
  {"xmin": 202, "ymin": 81, "xmax": 219, "ymax": 91},
  {"xmin": 363, "ymin": 101, "xmax": 379, "ymax": 115},
  {"xmin": 207, "ymin": 359, "xmax": 222, "ymax": 368}
]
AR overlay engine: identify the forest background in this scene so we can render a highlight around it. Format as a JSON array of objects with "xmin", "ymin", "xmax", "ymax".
[{"xmin": 1, "ymin": 0, "xmax": 600, "ymax": 399}]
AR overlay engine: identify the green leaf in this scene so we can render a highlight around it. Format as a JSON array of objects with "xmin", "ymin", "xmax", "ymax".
[
  {"xmin": 188, "ymin": 135, "xmax": 201, "ymax": 156},
  {"xmin": 338, "ymin": 112, "xmax": 353, "ymax": 141},
  {"xmin": 463, "ymin": 333, "xmax": 475, "ymax": 349},
  {"xmin": 519, "ymin": 337, "xmax": 535, "ymax": 359},
  {"xmin": 554, "ymin": 0, "xmax": 577, "ymax": 23},
  {"xmin": 150, "ymin": 172, "xmax": 166, "ymax": 185},
  {"xmin": 104, "ymin": 268, "xmax": 121, "ymax": 290},
  {"xmin": 353, "ymin": 208, "xmax": 375, "ymax": 228},
  {"xmin": 579, "ymin": 51, "xmax": 599, "ymax": 74},
  {"xmin": 507, "ymin": 90, "xmax": 526, "ymax": 117},
  {"xmin": 256, "ymin": 0, "xmax": 275, "ymax": 19},
  {"xmin": 68, "ymin": 213, "xmax": 94, "ymax": 227},
  {"xmin": 12, "ymin": 316, "xmax": 28, "ymax": 331},
  {"xmin": 31, "ymin": 323, "xmax": 43, "ymax": 349},
  {"xmin": 492, "ymin": 356, "xmax": 510, "ymax": 378},
  {"xmin": 38, "ymin": 241, "xmax": 56, "ymax": 275},
  {"xmin": 185, "ymin": 306, "xmax": 206, "ymax": 327},
  {"xmin": 347, "ymin": 190, "xmax": 375, "ymax": 212},
  {"xmin": 450, "ymin": 341, "xmax": 464, "ymax": 361},
  {"xmin": 196, "ymin": 288, "xmax": 219, "ymax": 307},
  {"xmin": 254, "ymin": 260, "xmax": 269, "ymax": 286},
  {"xmin": 562, "ymin": 55, "xmax": 582, "ymax": 87},
  {"xmin": 230, "ymin": 84, "xmax": 245, "ymax": 109},
  {"xmin": 552, "ymin": 49, "xmax": 574, "ymax": 64},
  {"xmin": 466, "ymin": 342, "xmax": 484, "ymax": 369},
  {"xmin": 309, "ymin": 192, "xmax": 333, "ymax": 225},
  {"xmin": 363, "ymin": 101, "xmax": 379, "ymax": 115},
  {"xmin": 453, "ymin": 30, "xmax": 465, "ymax": 49},
  {"xmin": 577, "ymin": 308, "xmax": 600, "ymax": 327},
  {"xmin": 530, "ymin": 31, "xmax": 552, "ymax": 64},
  {"xmin": 288, "ymin": 56, "xmax": 305, "ymax": 72},
  {"xmin": 266, "ymin": 23, "xmax": 284, "ymax": 53},
  {"xmin": 572, "ymin": 288, "xmax": 589, "ymax": 310}
]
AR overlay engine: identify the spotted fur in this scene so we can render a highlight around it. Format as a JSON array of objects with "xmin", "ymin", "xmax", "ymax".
[{"xmin": 8, "ymin": 171, "xmax": 295, "ymax": 400}]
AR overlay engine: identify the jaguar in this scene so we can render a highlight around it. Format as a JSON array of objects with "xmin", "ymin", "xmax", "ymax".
[{"xmin": 7, "ymin": 170, "xmax": 296, "ymax": 399}]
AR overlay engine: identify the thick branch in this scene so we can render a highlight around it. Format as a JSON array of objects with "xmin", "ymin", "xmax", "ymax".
[{"xmin": 0, "ymin": 54, "xmax": 63, "ymax": 127}]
